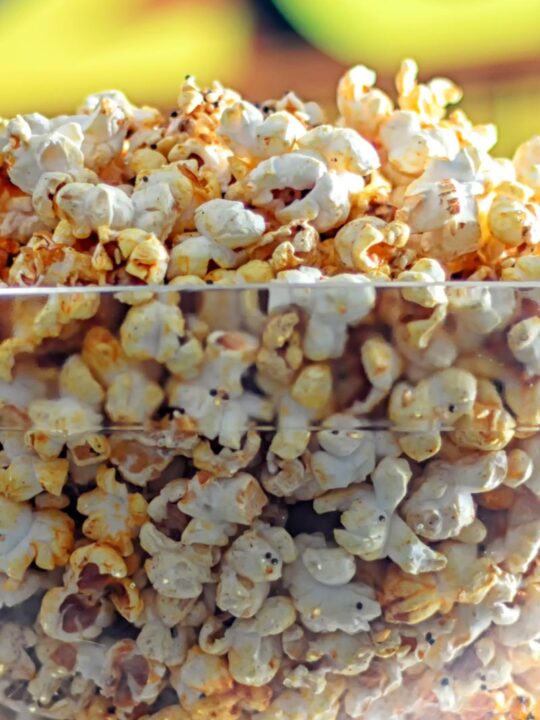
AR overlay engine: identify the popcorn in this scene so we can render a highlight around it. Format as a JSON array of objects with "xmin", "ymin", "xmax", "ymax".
[
  {"xmin": 508, "ymin": 316, "xmax": 540, "ymax": 375},
  {"xmin": 0, "ymin": 455, "xmax": 69, "ymax": 501},
  {"xmin": 403, "ymin": 451, "xmax": 507, "ymax": 541},
  {"xmin": 102, "ymin": 639, "xmax": 165, "ymax": 712},
  {"xmin": 216, "ymin": 521, "xmax": 295, "ymax": 618},
  {"xmin": 337, "ymin": 65, "xmax": 393, "ymax": 139},
  {"xmin": 309, "ymin": 414, "xmax": 376, "ymax": 491},
  {"xmin": 3, "ymin": 117, "xmax": 87, "ymax": 193},
  {"xmin": 488, "ymin": 181, "xmax": 540, "ymax": 247},
  {"xmin": 380, "ymin": 110, "xmax": 459, "ymax": 176},
  {"xmin": 234, "ymin": 152, "xmax": 359, "ymax": 233},
  {"xmin": 178, "ymin": 471, "xmax": 268, "ymax": 546},
  {"xmin": 283, "ymin": 534, "xmax": 381, "ymax": 634},
  {"xmin": 200, "ymin": 596, "xmax": 296, "ymax": 686},
  {"xmin": 120, "ymin": 298, "xmax": 185, "ymax": 362},
  {"xmin": 56, "ymin": 182, "xmax": 133, "ymax": 239},
  {"xmin": 0, "ymin": 496, "xmax": 74, "ymax": 581},
  {"xmin": 269, "ymin": 270, "xmax": 375, "ymax": 361},
  {"xmin": 38, "ymin": 544, "xmax": 142, "ymax": 641},
  {"xmin": 382, "ymin": 542, "xmax": 498, "ymax": 624},
  {"xmin": 353, "ymin": 336, "xmax": 403, "ymax": 412},
  {"xmin": 319, "ymin": 457, "xmax": 446, "ymax": 574},
  {"xmin": 335, "ymin": 216, "xmax": 409, "ymax": 274},
  {"xmin": 195, "ymin": 198, "xmax": 265, "ymax": 250},
  {"xmin": 4, "ymin": 61, "xmax": 540, "ymax": 720},
  {"xmin": 167, "ymin": 329, "xmax": 273, "ymax": 449},
  {"xmin": 220, "ymin": 101, "xmax": 306, "ymax": 158},
  {"xmin": 0, "ymin": 622, "xmax": 37, "ymax": 681},
  {"xmin": 140, "ymin": 522, "xmax": 219, "ymax": 599},
  {"xmin": 297, "ymin": 125, "xmax": 380, "ymax": 176},
  {"xmin": 513, "ymin": 135, "xmax": 540, "ymax": 196},
  {"xmin": 77, "ymin": 465, "xmax": 147, "ymax": 556},
  {"xmin": 169, "ymin": 646, "xmax": 233, "ymax": 710},
  {"xmin": 388, "ymin": 367, "xmax": 477, "ymax": 434}
]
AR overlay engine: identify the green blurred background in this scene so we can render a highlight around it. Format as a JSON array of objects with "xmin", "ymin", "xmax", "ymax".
[{"xmin": 1, "ymin": 0, "xmax": 539, "ymax": 156}]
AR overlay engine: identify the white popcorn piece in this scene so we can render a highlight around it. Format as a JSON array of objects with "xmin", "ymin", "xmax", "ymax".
[
  {"xmin": 380, "ymin": 111, "xmax": 459, "ymax": 176},
  {"xmin": 508, "ymin": 316, "xmax": 540, "ymax": 375},
  {"xmin": 513, "ymin": 135, "xmax": 540, "ymax": 196},
  {"xmin": 200, "ymin": 596, "xmax": 296, "ymax": 686},
  {"xmin": 237, "ymin": 152, "xmax": 355, "ymax": 232},
  {"xmin": 216, "ymin": 521, "xmax": 295, "ymax": 618},
  {"xmin": 283, "ymin": 533, "xmax": 381, "ymax": 634},
  {"xmin": 140, "ymin": 522, "xmax": 219, "ymax": 599},
  {"xmin": 0, "ymin": 496, "xmax": 73, "ymax": 581},
  {"xmin": 169, "ymin": 137, "xmax": 232, "ymax": 189},
  {"xmin": 487, "ymin": 488, "xmax": 540, "ymax": 574},
  {"xmin": 343, "ymin": 658, "xmax": 403, "ymax": 719},
  {"xmin": 178, "ymin": 472, "xmax": 268, "ymax": 546},
  {"xmin": 59, "ymin": 354, "xmax": 105, "ymax": 410},
  {"xmin": 309, "ymin": 414, "xmax": 376, "ymax": 491},
  {"xmin": 389, "ymin": 367, "xmax": 477, "ymax": 432},
  {"xmin": 168, "ymin": 330, "xmax": 272, "ymax": 449},
  {"xmin": 136, "ymin": 589, "xmax": 193, "ymax": 668},
  {"xmin": 220, "ymin": 101, "xmax": 306, "ymax": 157},
  {"xmin": 192, "ymin": 430, "xmax": 261, "ymax": 477},
  {"xmin": 76, "ymin": 465, "xmax": 147, "ymax": 556},
  {"xmin": 38, "ymin": 544, "xmax": 142, "ymax": 644},
  {"xmin": 168, "ymin": 232, "xmax": 244, "ymax": 278},
  {"xmin": 3, "ymin": 116, "xmax": 87, "ymax": 193},
  {"xmin": 79, "ymin": 88, "xmax": 161, "ymax": 128},
  {"xmin": 169, "ymin": 646, "xmax": 233, "ymax": 710},
  {"xmin": 297, "ymin": 124, "xmax": 380, "ymax": 176},
  {"xmin": 270, "ymin": 363, "xmax": 333, "ymax": 460},
  {"xmin": 102, "ymin": 639, "xmax": 166, "ymax": 712},
  {"xmin": 0, "ymin": 195, "xmax": 45, "ymax": 245},
  {"xmin": 269, "ymin": 270, "xmax": 375, "ymax": 361},
  {"xmin": 0, "ymin": 569, "xmax": 55, "ymax": 609},
  {"xmin": 55, "ymin": 182, "xmax": 133, "ymax": 238},
  {"xmin": 398, "ymin": 258, "xmax": 447, "ymax": 307},
  {"xmin": 0, "ymin": 622, "xmax": 37, "ymax": 681},
  {"xmin": 75, "ymin": 96, "xmax": 129, "ymax": 172},
  {"xmin": 131, "ymin": 180, "xmax": 176, "ymax": 241},
  {"xmin": 0, "ymin": 455, "xmax": 69, "ymax": 501},
  {"xmin": 403, "ymin": 451, "xmax": 507, "ymax": 541},
  {"xmin": 255, "ymin": 680, "xmax": 345, "ymax": 720},
  {"xmin": 337, "ymin": 65, "xmax": 393, "ymax": 138},
  {"xmin": 488, "ymin": 181, "xmax": 540, "ymax": 247},
  {"xmin": 448, "ymin": 284, "xmax": 516, "ymax": 339},
  {"xmin": 323, "ymin": 457, "xmax": 446, "ymax": 573},
  {"xmin": 120, "ymin": 298, "xmax": 185, "ymax": 362},
  {"xmin": 195, "ymin": 198, "xmax": 265, "ymax": 250}
]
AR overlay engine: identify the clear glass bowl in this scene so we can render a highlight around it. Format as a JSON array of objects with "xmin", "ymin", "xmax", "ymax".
[{"xmin": 0, "ymin": 282, "xmax": 538, "ymax": 720}]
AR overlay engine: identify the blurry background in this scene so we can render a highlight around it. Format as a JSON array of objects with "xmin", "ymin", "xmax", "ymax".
[{"xmin": 1, "ymin": 0, "xmax": 540, "ymax": 155}]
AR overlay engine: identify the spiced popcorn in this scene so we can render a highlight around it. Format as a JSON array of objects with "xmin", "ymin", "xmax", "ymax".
[{"xmin": 1, "ymin": 60, "xmax": 540, "ymax": 720}]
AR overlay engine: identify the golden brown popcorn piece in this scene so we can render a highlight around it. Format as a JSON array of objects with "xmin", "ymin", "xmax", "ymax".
[
  {"xmin": 109, "ymin": 434, "xmax": 174, "ymax": 487},
  {"xmin": 0, "ymin": 456, "xmax": 68, "ymax": 501},
  {"xmin": 382, "ymin": 542, "xmax": 498, "ymax": 625},
  {"xmin": 451, "ymin": 379, "xmax": 515, "ymax": 451}
]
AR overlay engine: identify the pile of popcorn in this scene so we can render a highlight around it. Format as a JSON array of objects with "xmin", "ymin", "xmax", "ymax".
[{"xmin": 1, "ymin": 59, "xmax": 540, "ymax": 719}]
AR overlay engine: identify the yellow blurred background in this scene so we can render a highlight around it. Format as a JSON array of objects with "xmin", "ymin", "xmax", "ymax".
[{"xmin": 1, "ymin": 0, "xmax": 540, "ymax": 156}]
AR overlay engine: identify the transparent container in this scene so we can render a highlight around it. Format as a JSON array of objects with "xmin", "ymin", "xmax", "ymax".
[{"xmin": 0, "ymin": 281, "xmax": 538, "ymax": 720}]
